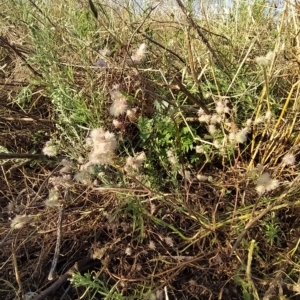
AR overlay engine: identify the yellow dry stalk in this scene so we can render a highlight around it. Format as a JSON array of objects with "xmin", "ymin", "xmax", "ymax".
[
  {"xmin": 271, "ymin": 80, "xmax": 300, "ymax": 138},
  {"xmin": 248, "ymin": 82, "xmax": 268, "ymax": 170},
  {"xmin": 261, "ymin": 82, "xmax": 300, "ymax": 164},
  {"xmin": 249, "ymin": 80, "xmax": 300, "ymax": 170},
  {"xmin": 248, "ymin": 2, "xmax": 288, "ymax": 170}
]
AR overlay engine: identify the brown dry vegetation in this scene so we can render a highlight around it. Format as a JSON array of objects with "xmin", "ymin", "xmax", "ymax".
[{"xmin": 1, "ymin": 1, "xmax": 300, "ymax": 300}]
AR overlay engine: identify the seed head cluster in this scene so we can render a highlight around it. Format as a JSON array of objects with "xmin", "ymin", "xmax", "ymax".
[
  {"xmin": 42, "ymin": 140, "xmax": 57, "ymax": 157},
  {"xmin": 109, "ymin": 88, "xmax": 128, "ymax": 117},
  {"xmin": 255, "ymin": 51, "xmax": 275, "ymax": 67},
  {"xmin": 282, "ymin": 153, "xmax": 296, "ymax": 165},
  {"xmin": 11, "ymin": 214, "xmax": 31, "ymax": 229},
  {"xmin": 124, "ymin": 152, "xmax": 146, "ymax": 173},
  {"xmin": 197, "ymin": 100, "xmax": 250, "ymax": 148},
  {"xmin": 130, "ymin": 43, "xmax": 147, "ymax": 65},
  {"xmin": 255, "ymin": 172, "xmax": 279, "ymax": 195},
  {"xmin": 45, "ymin": 189, "xmax": 60, "ymax": 207},
  {"xmin": 85, "ymin": 128, "xmax": 118, "ymax": 167}
]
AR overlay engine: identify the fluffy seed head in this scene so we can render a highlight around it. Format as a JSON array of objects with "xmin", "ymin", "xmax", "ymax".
[
  {"xmin": 109, "ymin": 99, "xmax": 127, "ymax": 117},
  {"xmin": 255, "ymin": 185, "xmax": 266, "ymax": 195},
  {"xmin": 246, "ymin": 118, "xmax": 252, "ymax": 127},
  {"xmin": 197, "ymin": 174, "xmax": 208, "ymax": 181},
  {"xmin": 210, "ymin": 114, "xmax": 222, "ymax": 124},
  {"xmin": 167, "ymin": 150, "xmax": 178, "ymax": 165},
  {"xmin": 42, "ymin": 140, "xmax": 57, "ymax": 157},
  {"xmin": 74, "ymin": 169, "xmax": 92, "ymax": 184},
  {"xmin": 198, "ymin": 114, "xmax": 211, "ymax": 123},
  {"xmin": 195, "ymin": 145, "xmax": 204, "ymax": 154},
  {"xmin": 265, "ymin": 178, "xmax": 279, "ymax": 192},
  {"xmin": 255, "ymin": 51, "xmax": 274, "ymax": 66},
  {"xmin": 45, "ymin": 189, "xmax": 60, "ymax": 207},
  {"xmin": 215, "ymin": 102, "xmax": 225, "ymax": 114},
  {"xmin": 257, "ymin": 172, "xmax": 272, "ymax": 186},
  {"xmin": 164, "ymin": 236, "xmax": 174, "ymax": 247},
  {"xmin": 208, "ymin": 124, "xmax": 217, "ymax": 134},
  {"xmin": 130, "ymin": 43, "xmax": 147, "ymax": 64},
  {"xmin": 126, "ymin": 108, "xmax": 138, "ymax": 119},
  {"xmin": 125, "ymin": 247, "xmax": 132, "ymax": 256},
  {"xmin": 59, "ymin": 159, "xmax": 73, "ymax": 174},
  {"xmin": 282, "ymin": 153, "xmax": 296, "ymax": 165},
  {"xmin": 148, "ymin": 240, "xmax": 156, "ymax": 250},
  {"xmin": 109, "ymin": 89, "xmax": 128, "ymax": 117},
  {"xmin": 235, "ymin": 128, "xmax": 248, "ymax": 144},
  {"xmin": 254, "ymin": 116, "xmax": 265, "ymax": 125},
  {"xmin": 213, "ymin": 140, "xmax": 221, "ymax": 149},
  {"xmin": 11, "ymin": 214, "xmax": 31, "ymax": 229},
  {"xmin": 85, "ymin": 128, "xmax": 118, "ymax": 167},
  {"xmin": 265, "ymin": 110, "xmax": 272, "ymax": 121},
  {"xmin": 197, "ymin": 108, "xmax": 206, "ymax": 116},
  {"xmin": 112, "ymin": 119, "xmax": 122, "ymax": 129},
  {"xmin": 124, "ymin": 152, "xmax": 146, "ymax": 173},
  {"xmin": 256, "ymin": 172, "xmax": 279, "ymax": 194}
]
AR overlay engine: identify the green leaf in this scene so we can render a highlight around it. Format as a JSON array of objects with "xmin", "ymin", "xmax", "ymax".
[
  {"xmin": 88, "ymin": 0, "xmax": 98, "ymax": 19},
  {"xmin": 138, "ymin": 117, "xmax": 153, "ymax": 143}
]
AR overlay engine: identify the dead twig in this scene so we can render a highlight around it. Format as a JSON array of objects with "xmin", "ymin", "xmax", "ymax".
[
  {"xmin": 48, "ymin": 202, "xmax": 65, "ymax": 280},
  {"xmin": 0, "ymin": 153, "xmax": 46, "ymax": 160},
  {"xmin": 12, "ymin": 239, "xmax": 25, "ymax": 300},
  {"xmin": 0, "ymin": 99, "xmax": 55, "ymax": 129},
  {"xmin": 0, "ymin": 36, "xmax": 42, "ymax": 78},
  {"xmin": 32, "ymin": 257, "xmax": 97, "ymax": 300},
  {"xmin": 175, "ymin": 0, "xmax": 224, "ymax": 69},
  {"xmin": 173, "ymin": 76, "xmax": 210, "ymax": 114}
]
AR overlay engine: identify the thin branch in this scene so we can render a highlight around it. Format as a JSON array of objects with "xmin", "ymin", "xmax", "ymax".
[
  {"xmin": 12, "ymin": 240, "xmax": 25, "ymax": 300},
  {"xmin": 140, "ymin": 32, "xmax": 186, "ymax": 64},
  {"xmin": 175, "ymin": 0, "xmax": 227, "ymax": 71},
  {"xmin": 0, "ymin": 36, "xmax": 42, "ymax": 78},
  {"xmin": 173, "ymin": 76, "xmax": 210, "ymax": 114},
  {"xmin": 0, "ymin": 153, "xmax": 45, "ymax": 160},
  {"xmin": 32, "ymin": 257, "xmax": 97, "ymax": 300},
  {"xmin": 0, "ymin": 98, "xmax": 55, "ymax": 129},
  {"xmin": 48, "ymin": 203, "xmax": 65, "ymax": 280}
]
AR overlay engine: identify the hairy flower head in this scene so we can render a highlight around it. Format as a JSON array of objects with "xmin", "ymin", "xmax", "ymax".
[
  {"xmin": 164, "ymin": 236, "xmax": 174, "ymax": 247},
  {"xmin": 255, "ymin": 51, "xmax": 274, "ymax": 66},
  {"xmin": 197, "ymin": 174, "xmax": 208, "ymax": 181},
  {"xmin": 11, "ymin": 214, "xmax": 32, "ymax": 229},
  {"xmin": 208, "ymin": 124, "xmax": 217, "ymax": 134},
  {"xmin": 112, "ymin": 119, "xmax": 122, "ymax": 129},
  {"xmin": 124, "ymin": 152, "xmax": 146, "ymax": 173},
  {"xmin": 167, "ymin": 150, "xmax": 178, "ymax": 165},
  {"xmin": 198, "ymin": 113, "xmax": 211, "ymax": 123},
  {"xmin": 256, "ymin": 172, "xmax": 279, "ymax": 194},
  {"xmin": 126, "ymin": 108, "xmax": 138, "ymax": 120},
  {"xmin": 109, "ymin": 99, "xmax": 127, "ymax": 117},
  {"xmin": 85, "ymin": 128, "xmax": 118, "ymax": 166},
  {"xmin": 109, "ymin": 89, "xmax": 128, "ymax": 117},
  {"xmin": 130, "ymin": 43, "xmax": 147, "ymax": 64},
  {"xmin": 215, "ymin": 100, "xmax": 230, "ymax": 115},
  {"xmin": 265, "ymin": 110, "xmax": 272, "ymax": 121},
  {"xmin": 210, "ymin": 114, "xmax": 222, "ymax": 124},
  {"xmin": 42, "ymin": 140, "xmax": 57, "ymax": 157},
  {"xmin": 74, "ymin": 169, "xmax": 92, "ymax": 184},
  {"xmin": 282, "ymin": 153, "xmax": 296, "ymax": 165},
  {"xmin": 148, "ymin": 240, "xmax": 156, "ymax": 250},
  {"xmin": 59, "ymin": 159, "xmax": 73, "ymax": 174},
  {"xmin": 235, "ymin": 128, "xmax": 248, "ymax": 144},
  {"xmin": 45, "ymin": 189, "xmax": 60, "ymax": 207}
]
